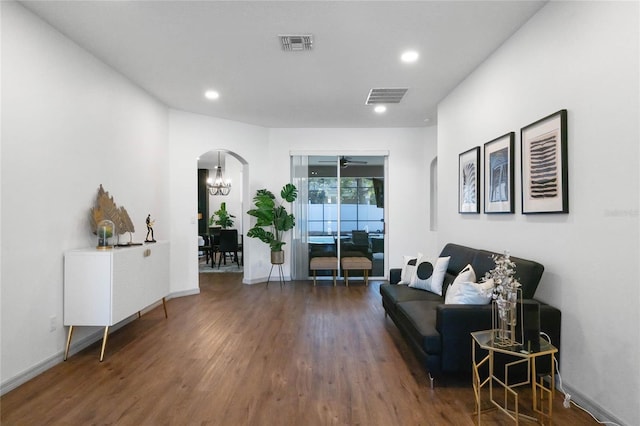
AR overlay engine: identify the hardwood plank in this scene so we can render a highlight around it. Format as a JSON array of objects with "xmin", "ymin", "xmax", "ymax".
[{"xmin": 1, "ymin": 274, "xmax": 598, "ymax": 425}]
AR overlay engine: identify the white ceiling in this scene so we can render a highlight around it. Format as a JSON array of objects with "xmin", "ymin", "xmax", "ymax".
[{"xmin": 20, "ymin": 1, "xmax": 546, "ymax": 128}]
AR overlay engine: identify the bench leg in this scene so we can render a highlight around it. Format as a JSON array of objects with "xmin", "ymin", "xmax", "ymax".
[
  {"xmin": 344, "ymin": 270, "xmax": 349, "ymax": 287},
  {"xmin": 313, "ymin": 270, "xmax": 317, "ymax": 286},
  {"xmin": 364, "ymin": 270, "xmax": 369, "ymax": 286},
  {"xmin": 332, "ymin": 270, "xmax": 336, "ymax": 286}
]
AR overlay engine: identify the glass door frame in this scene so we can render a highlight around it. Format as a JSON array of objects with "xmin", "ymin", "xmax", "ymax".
[{"xmin": 290, "ymin": 151, "xmax": 389, "ymax": 282}]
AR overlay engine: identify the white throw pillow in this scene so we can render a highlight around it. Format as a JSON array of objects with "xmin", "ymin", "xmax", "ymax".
[
  {"xmin": 408, "ymin": 254, "xmax": 431, "ymax": 290},
  {"xmin": 409, "ymin": 256, "xmax": 450, "ymax": 295},
  {"xmin": 398, "ymin": 254, "xmax": 420, "ymax": 285},
  {"xmin": 446, "ymin": 278, "xmax": 494, "ymax": 305},
  {"xmin": 444, "ymin": 264, "xmax": 476, "ymax": 303}
]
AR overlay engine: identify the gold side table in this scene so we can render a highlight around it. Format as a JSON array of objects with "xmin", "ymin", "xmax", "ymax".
[{"xmin": 471, "ymin": 330, "xmax": 558, "ymax": 425}]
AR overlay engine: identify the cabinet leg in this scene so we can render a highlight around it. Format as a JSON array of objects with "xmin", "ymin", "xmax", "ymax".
[
  {"xmin": 99, "ymin": 326, "xmax": 109, "ymax": 362},
  {"xmin": 162, "ymin": 297, "xmax": 168, "ymax": 319},
  {"xmin": 64, "ymin": 326, "xmax": 74, "ymax": 361}
]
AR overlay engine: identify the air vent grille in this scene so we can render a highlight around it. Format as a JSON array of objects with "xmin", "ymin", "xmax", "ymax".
[
  {"xmin": 365, "ymin": 88, "xmax": 408, "ymax": 104},
  {"xmin": 279, "ymin": 35, "xmax": 313, "ymax": 51}
]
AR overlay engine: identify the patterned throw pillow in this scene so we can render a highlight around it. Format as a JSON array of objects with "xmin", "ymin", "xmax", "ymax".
[
  {"xmin": 398, "ymin": 254, "xmax": 421, "ymax": 285},
  {"xmin": 410, "ymin": 256, "xmax": 450, "ymax": 294}
]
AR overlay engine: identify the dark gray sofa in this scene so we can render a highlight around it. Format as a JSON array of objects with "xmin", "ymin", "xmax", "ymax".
[{"xmin": 380, "ymin": 243, "xmax": 561, "ymax": 383}]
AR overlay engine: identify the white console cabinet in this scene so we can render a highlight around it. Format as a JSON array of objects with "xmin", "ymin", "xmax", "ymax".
[{"xmin": 63, "ymin": 241, "xmax": 169, "ymax": 361}]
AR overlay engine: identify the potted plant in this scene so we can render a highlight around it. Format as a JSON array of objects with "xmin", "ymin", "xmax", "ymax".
[
  {"xmin": 209, "ymin": 202, "xmax": 235, "ymax": 229},
  {"xmin": 246, "ymin": 183, "xmax": 298, "ymax": 264}
]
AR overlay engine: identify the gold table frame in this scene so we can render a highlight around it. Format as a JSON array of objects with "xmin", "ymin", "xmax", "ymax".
[{"xmin": 471, "ymin": 330, "xmax": 557, "ymax": 425}]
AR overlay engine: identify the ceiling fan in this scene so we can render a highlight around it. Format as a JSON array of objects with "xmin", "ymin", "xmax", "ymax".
[{"xmin": 320, "ymin": 156, "xmax": 368, "ymax": 168}]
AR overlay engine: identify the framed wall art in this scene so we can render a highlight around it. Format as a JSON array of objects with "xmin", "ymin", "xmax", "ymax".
[
  {"xmin": 459, "ymin": 146, "xmax": 480, "ymax": 214},
  {"xmin": 484, "ymin": 132, "xmax": 515, "ymax": 214},
  {"xmin": 521, "ymin": 109, "xmax": 568, "ymax": 214}
]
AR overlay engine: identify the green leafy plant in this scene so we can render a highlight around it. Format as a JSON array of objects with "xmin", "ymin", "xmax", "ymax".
[
  {"xmin": 209, "ymin": 202, "xmax": 235, "ymax": 229},
  {"xmin": 246, "ymin": 183, "xmax": 298, "ymax": 252}
]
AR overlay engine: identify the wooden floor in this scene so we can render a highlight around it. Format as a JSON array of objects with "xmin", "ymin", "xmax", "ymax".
[{"xmin": 1, "ymin": 274, "xmax": 596, "ymax": 425}]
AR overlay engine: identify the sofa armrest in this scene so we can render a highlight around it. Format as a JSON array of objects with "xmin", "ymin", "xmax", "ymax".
[
  {"xmin": 539, "ymin": 303, "xmax": 562, "ymax": 353},
  {"xmin": 435, "ymin": 301, "xmax": 562, "ymax": 374},
  {"xmin": 389, "ymin": 268, "xmax": 402, "ymax": 285},
  {"xmin": 435, "ymin": 304, "xmax": 494, "ymax": 373},
  {"xmin": 435, "ymin": 304, "xmax": 493, "ymax": 335}
]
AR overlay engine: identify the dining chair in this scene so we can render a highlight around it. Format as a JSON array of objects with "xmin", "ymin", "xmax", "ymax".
[
  {"xmin": 209, "ymin": 226, "xmax": 222, "ymax": 267},
  {"xmin": 217, "ymin": 229, "xmax": 240, "ymax": 268}
]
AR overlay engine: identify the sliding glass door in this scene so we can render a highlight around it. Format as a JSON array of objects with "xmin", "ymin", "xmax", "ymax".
[{"xmin": 291, "ymin": 154, "xmax": 386, "ymax": 282}]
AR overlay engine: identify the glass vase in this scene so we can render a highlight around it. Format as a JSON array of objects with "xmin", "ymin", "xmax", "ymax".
[
  {"xmin": 492, "ymin": 289, "xmax": 522, "ymax": 347},
  {"xmin": 96, "ymin": 219, "xmax": 115, "ymax": 250}
]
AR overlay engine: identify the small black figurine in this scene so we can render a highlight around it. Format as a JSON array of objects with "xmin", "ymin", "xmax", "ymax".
[{"xmin": 145, "ymin": 214, "xmax": 156, "ymax": 243}]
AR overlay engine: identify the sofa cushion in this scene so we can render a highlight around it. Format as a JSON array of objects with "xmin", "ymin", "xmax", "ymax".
[
  {"xmin": 396, "ymin": 300, "xmax": 441, "ymax": 354},
  {"xmin": 445, "ymin": 278, "xmax": 494, "ymax": 305},
  {"xmin": 441, "ymin": 244, "xmax": 477, "ymax": 277},
  {"xmin": 438, "ymin": 244, "xmax": 544, "ymax": 299},
  {"xmin": 474, "ymin": 249, "xmax": 544, "ymax": 299},
  {"xmin": 380, "ymin": 283, "xmax": 443, "ymax": 305}
]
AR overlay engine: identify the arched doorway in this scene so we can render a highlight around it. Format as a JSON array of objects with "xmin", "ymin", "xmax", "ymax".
[{"xmin": 196, "ymin": 150, "xmax": 247, "ymax": 277}]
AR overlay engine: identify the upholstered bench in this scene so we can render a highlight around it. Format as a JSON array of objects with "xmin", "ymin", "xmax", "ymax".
[
  {"xmin": 341, "ymin": 257, "xmax": 372, "ymax": 286},
  {"xmin": 309, "ymin": 257, "xmax": 338, "ymax": 286}
]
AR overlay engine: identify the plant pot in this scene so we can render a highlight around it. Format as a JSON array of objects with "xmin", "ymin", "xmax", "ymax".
[{"xmin": 271, "ymin": 251, "xmax": 284, "ymax": 265}]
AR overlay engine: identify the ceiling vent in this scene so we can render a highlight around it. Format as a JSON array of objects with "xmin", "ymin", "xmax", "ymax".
[
  {"xmin": 279, "ymin": 35, "xmax": 313, "ymax": 51},
  {"xmin": 365, "ymin": 88, "xmax": 408, "ymax": 104}
]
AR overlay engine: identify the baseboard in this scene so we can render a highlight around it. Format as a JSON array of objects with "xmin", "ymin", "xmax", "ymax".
[
  {"xmin": 1, "ymin": 350, "xmax": 65, "ymax": 396},
  {"xmin": 167, "ymin": 288, "xmax": 200, "ymax": 299},
  {"xmin": 0, "ymin": 320, "xmax": 130, "ymax": 396},
  {"xmin": 1, "ymin": 291, "xmax": 198, "ymax": 397},
  {"xmin": 242, "ymin": 276, "xmax": 291, "ymax": 285},
  {"xmin": 561, "ymin": 382, "xmax": 627, "ymax": 426}
]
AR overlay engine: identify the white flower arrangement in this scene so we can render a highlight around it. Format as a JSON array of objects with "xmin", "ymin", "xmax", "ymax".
[{"xmin": 484, "ymin": 251, "xmax": 521, "ymax": 322}]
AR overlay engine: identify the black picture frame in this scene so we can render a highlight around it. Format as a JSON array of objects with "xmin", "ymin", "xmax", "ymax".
[
  {"xmin": 459, "ymin": 146, "xmax": 480, "ymax": 214},
  {"xmin": 521, "ymin": 110, "xmax": 568, "ymax": 214},
  {"xmin": 484, "ymin": 132, "xmax": 515, "ymax": 214}
]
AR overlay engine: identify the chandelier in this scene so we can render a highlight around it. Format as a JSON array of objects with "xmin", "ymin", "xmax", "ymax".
[{"xmin": 207, "ymin": 151, "xmax": 231, "ymax": 196}]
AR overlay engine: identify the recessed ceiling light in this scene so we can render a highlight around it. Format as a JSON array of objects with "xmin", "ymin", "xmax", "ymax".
[
  {"xmin": 374, "ymin": 105, "xmax": 387, "ymax": 114},
  {"xmin": 204, "ymin": 90, "xmax": 220, "ymax": 100},
  {"xmin": 401, "ymin": 50, "xmax": 419, "ymax": 63}
]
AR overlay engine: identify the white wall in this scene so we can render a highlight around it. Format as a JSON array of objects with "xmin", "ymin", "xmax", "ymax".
[
  {"xmin": 270, "ymin": 127, "xmax": 438, "ymax": 266},
  {"xmin": 437, "ymin": 2, "xmax": 639, "ymax": 424},
  {"xmin": 168, "ymin": 110, "xmax": 270, "ymax": 288},
  {"xmin": 169, "ymin": 114, "xmax": 437, "ymax": 289},
  {"xmin": 1, "ymin": 1, "xmax": 170, "ymax": 390}
]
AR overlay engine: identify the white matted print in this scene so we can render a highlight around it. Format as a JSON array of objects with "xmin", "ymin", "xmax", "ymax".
[
  {"xmin": 459, "ymin": 146, "xmax": 480, "ymax": 214},
  {"xmin": 521, "ymin": 110, "xmax": 568, "ymax": 214},
  {"xmin": 484, "ymin": 132, "xmax": 515, "ymax": 214}
]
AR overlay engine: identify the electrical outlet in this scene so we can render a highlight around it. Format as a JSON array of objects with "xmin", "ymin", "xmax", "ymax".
[{"xmin": 49, "ymin": 315, "xmax": 57, "ymax": 332}]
